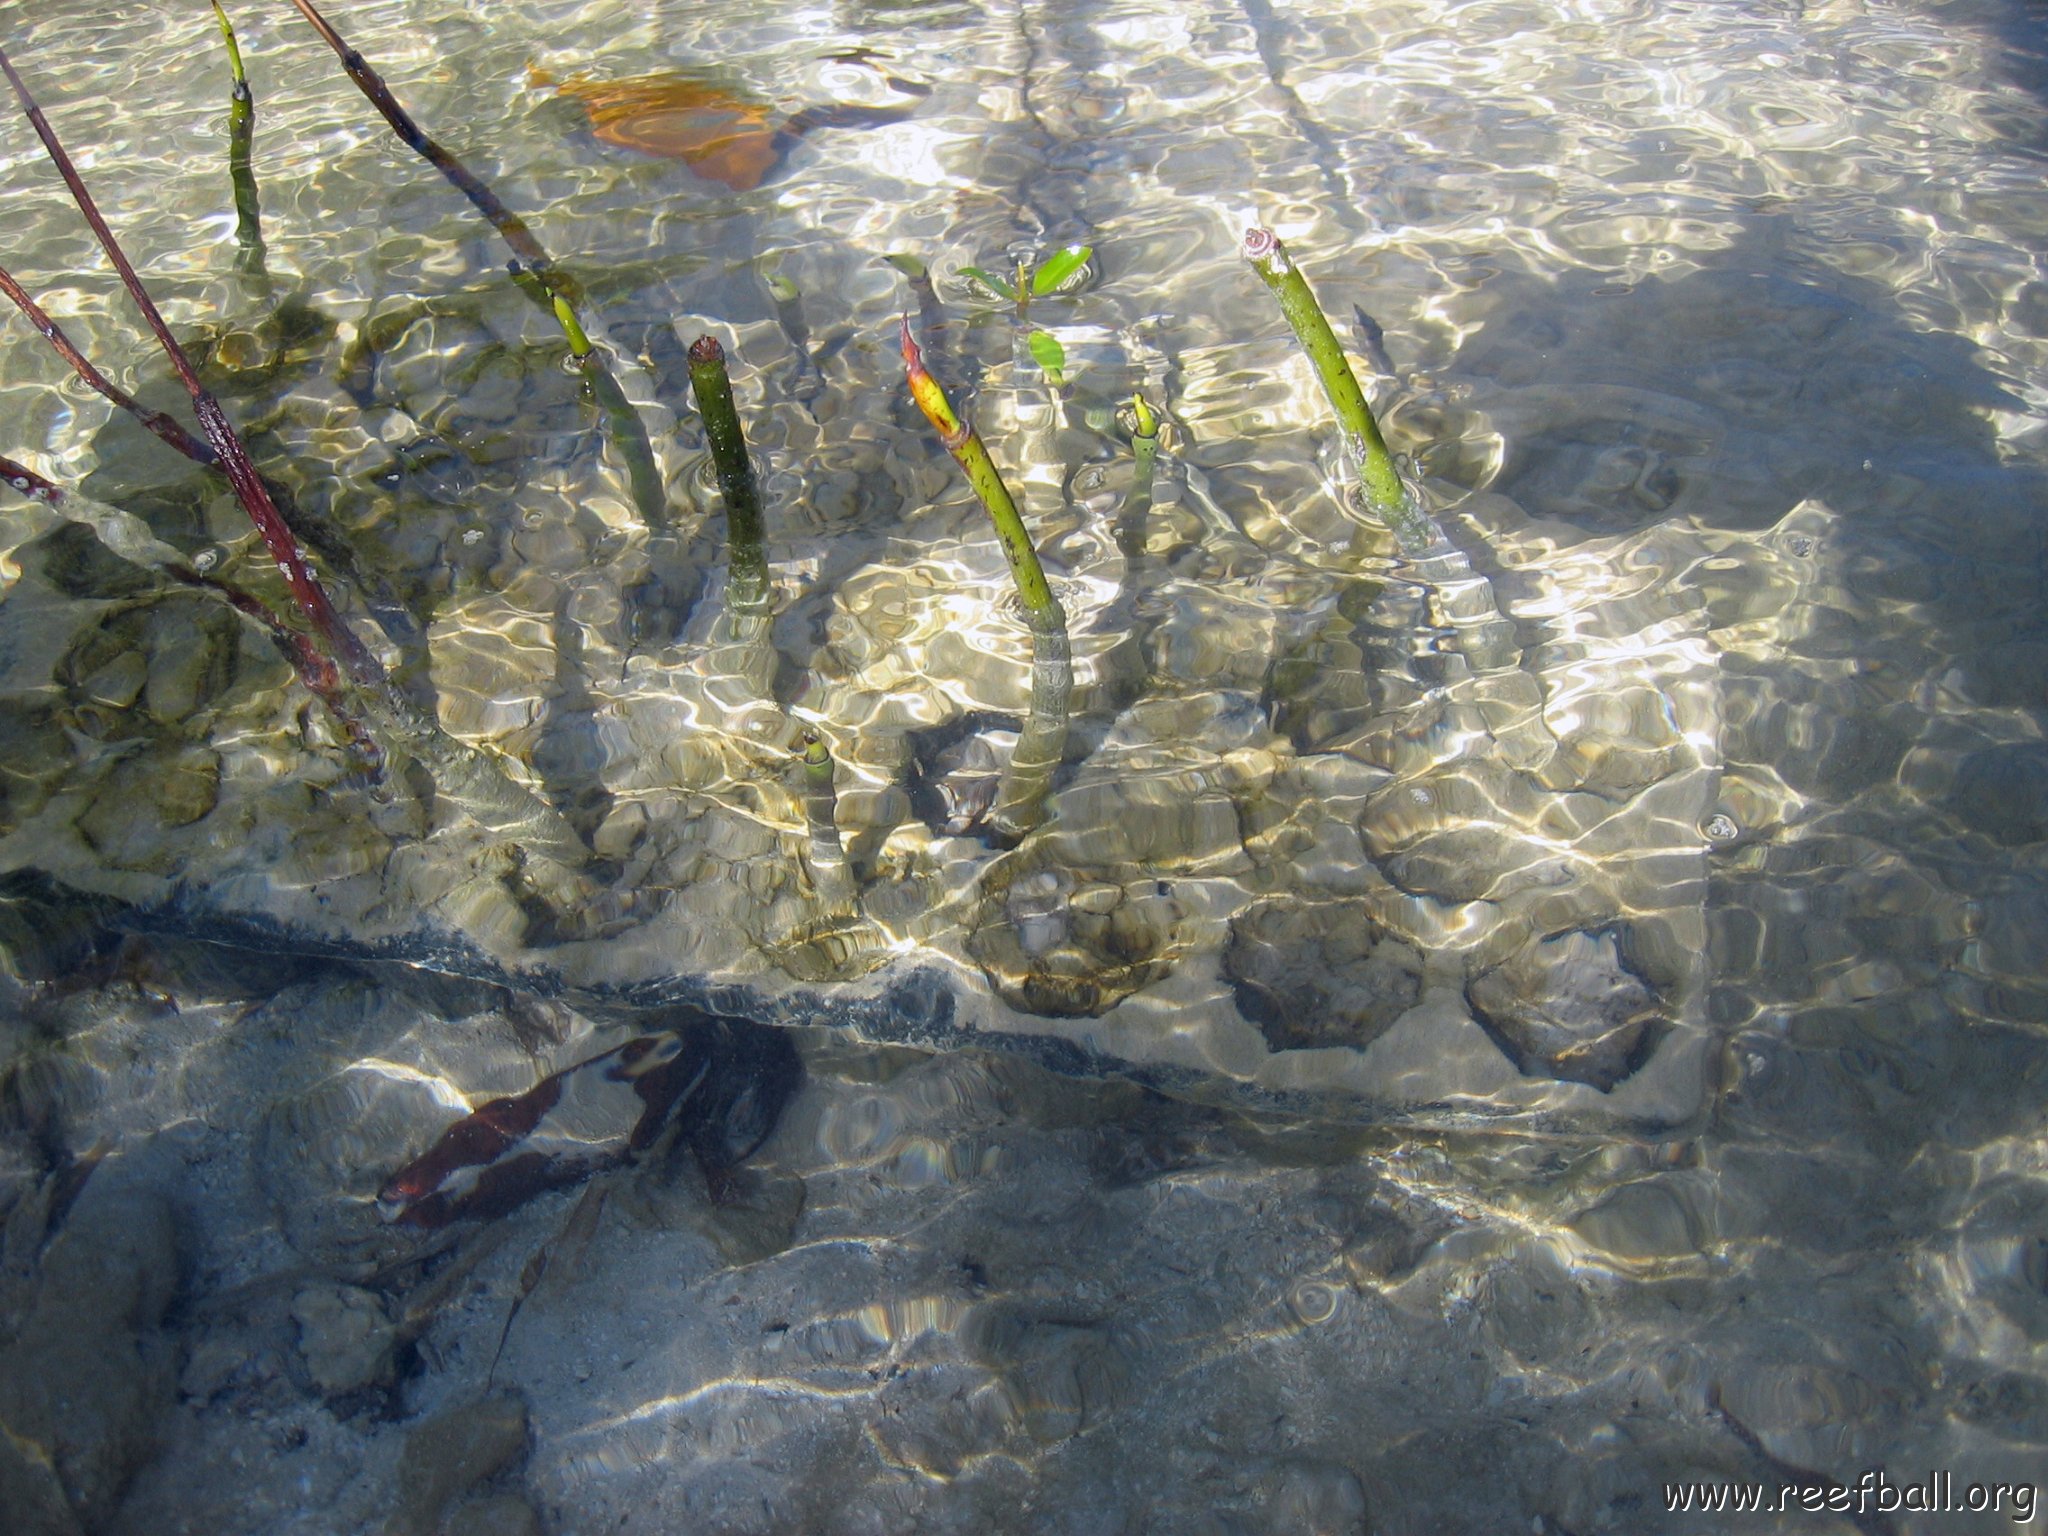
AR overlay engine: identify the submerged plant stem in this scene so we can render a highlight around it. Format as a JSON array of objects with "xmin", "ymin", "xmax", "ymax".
[
  {"xmin": 226, "ymin": 79, "xmax": 266, "ymax": 274},
  {"xmin": 1242, "ymin": 226, "xmax": 1434, "ymax": 552},
  {"xmin": 900, "ymin": 318, "xmax": 1066, "ymax": 634},
  {"xmin": 211, "ymin": 0, "xmax": 247, "ymax": 85},
  {"xmin": 0, "ymin": 458, "xmax": 382, "ymax": 776},
  {"xmin": 985, "ymin": 625, "xmax": 1072, "ymax": 842},
  {"xmin": 552, "ymin": 294, "xmax": 592, "ymax": 359},
  {"xmin": 901, "ymin": 317, "xmax": 1073, "ymax": 838},
  {"xmin": 290, "ymin": 0, "xmax": 681, "ymax": 522},
  {"xmin": 798, "ymin": 730, "xmax": 853, "ymax": 903},
  {"xmin": 0, "ymin": 454, "xmax": 64, "ymax": 506},
  {"xmin": 286, "ymin": 0, "xmax": 588, "ymax": 348},
  {"xmin": 0, "ymin": 41, "xmax": 379, "ymax": 688},
  {"xmin": 585, "ymin": 356, "xmax": 666, "ymax": 528},
  {"xmin": 212, "ymin": 1, "xmax": 266, "ymax": 275},
  {"xmin": 1120, "ymin": 391, "xmax": 1159, "ymax": 558},
  {"xmin": 1, "ymin": 45, "xmax": 594, "ymax": 870},
  {"xmin": 686, "ymin": 336, "xmax": 770, "ymax": 611}
]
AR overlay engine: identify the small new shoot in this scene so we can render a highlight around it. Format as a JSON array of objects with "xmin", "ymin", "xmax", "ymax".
[{"xmin": 960, "ymin": 241, "xmax": 1092, "ymax": 317}]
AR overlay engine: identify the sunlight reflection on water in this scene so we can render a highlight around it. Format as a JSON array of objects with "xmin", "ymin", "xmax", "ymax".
[{"xmin": 0, "ymin": 0, "xmax": 2046, "ymax": 1529}]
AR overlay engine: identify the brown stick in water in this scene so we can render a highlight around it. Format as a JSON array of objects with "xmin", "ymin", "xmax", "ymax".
[
  {"xmin": 0, "ymin": 41, "xmax": 383, "ymax": 690},
  {"xmin": 0, "ymin": 263, "xmax": 215, "ymax": 465},
  {"xmin": 284, "ymin": 0, "xmax": 572, "ymax": 299}
]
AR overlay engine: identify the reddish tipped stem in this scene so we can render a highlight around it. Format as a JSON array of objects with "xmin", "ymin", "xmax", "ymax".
[
  {"xmin": 899, "ymin": 316, "xmax": 1062, "ymax": 629},
  {"xmin": 900, "ymin": 316, "xmax": 963, "ymax": 443}
]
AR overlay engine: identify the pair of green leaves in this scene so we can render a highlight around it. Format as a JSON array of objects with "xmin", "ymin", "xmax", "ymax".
[
  {"xmin": 978, "ymin": 245, "xmax": 1094, "ymax": 386},
  {"xmin": 886, "ymin": 245, "xmax": 1092, "ymax": 384},
  {"xmin": 959, "ymin": 242, "xmax": 1093, "ymax": 305}
]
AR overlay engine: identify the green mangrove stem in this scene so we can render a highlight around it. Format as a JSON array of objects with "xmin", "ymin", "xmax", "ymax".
[
  {"xmin": 1241, "ymin": 226, "xmax": 1434, "ymax": 552},
  {"xmin": 902, "ymin": 317, "xmax": 1073, "ymax": 839},
  {"xmin": 552, "ymin": 294, "xmax": 591, "ymax": 359},
  {"xmin": 1131, "ymin": 408, "xmax": 1159, "ymax": 497},
  {"xmin": 585, "ymin": 355, "xmax": 666, "ymax": 528},
  {"xmin": 985, "ymin": 627, "xmax": 1073, "ymax": 842},
  {"xmin": 227, "ymin": 83, "xmax": 266, "ymax": 274},
  {"xmin": 290, "ymin": 0, "xmax": 682, "ymax": 509},
  {"xmin": 1241, "ymin": 227, "xmax": 1394, "ymax": 494},
  {"xmin": 797, "ymin": 730, "xmax": 851, "ymax": 899},
  {"xmin": 1116, "ymin": 391, "xmax": 1160, "ymax": 560},
  {"xmin": 802, "ymin": 731, "xmax": 834, "ymax": 793},
  {"xmin": 213, "ymin": 3, "xmax": 267, "ymax": 275},
  {"xmin": 1130, "ymin": 393, "xmax": 1159, "ymax": 493},
  {"xmin": 210, "ymin": 0, "xmax": 246, "ymax": 85},
  {"xmin": 546, "ymin": 291, "xmax": 658, "ymax": 524},
  {"xmin": 686, "ymin": 336, "xmax": 770, "ymax": 611},
  {"xmin": 900, "ymin": 317, "xmax": 1067, "ymax": 634}
]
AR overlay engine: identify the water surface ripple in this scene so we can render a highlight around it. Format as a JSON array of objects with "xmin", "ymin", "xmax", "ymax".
[{"xmin": 0, "ymin": 0, "xmax": 2045, "ymax": 1530}]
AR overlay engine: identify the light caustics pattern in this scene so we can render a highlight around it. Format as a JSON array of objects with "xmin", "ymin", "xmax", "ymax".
[{"xmin": 0, "ymin": 0, "xmax": 2045, "ymax": 1530}]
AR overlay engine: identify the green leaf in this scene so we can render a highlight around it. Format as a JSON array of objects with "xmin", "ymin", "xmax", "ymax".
[
  {"xmin": 1030, "ymin": 243, "xmax": 1093, "ymax": 296},
  {"xmin": 959, "ymin": 266, "xmax": 1020, "ymax": 302},
  {"xmin": 1028, "ymin": 329, "xmax": 1067, "ymax": 380}
]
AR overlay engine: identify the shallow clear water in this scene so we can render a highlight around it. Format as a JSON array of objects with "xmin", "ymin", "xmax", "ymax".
[{"xmin": 1, "ymin": 0, "xmax": 2046, "ymax": 1531}]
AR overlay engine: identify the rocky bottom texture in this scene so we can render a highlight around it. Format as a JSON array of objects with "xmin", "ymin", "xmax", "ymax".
[{"xmin": 2, "ymin": 932, "xmax": 2045, "ymax": 1535}]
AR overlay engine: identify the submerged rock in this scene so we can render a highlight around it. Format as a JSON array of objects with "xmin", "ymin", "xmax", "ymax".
[
  {"xmin": 967, "ymin": 854, "xmax": 1184, "ymax": 1017},
  {"xmin": 0, "ymin": 1179, "xmax": 180, "ymax": 1533},
  {"xmin": 390, "ymin": 1393, "xmax": 529, "ymax": 1536},
  {"xmin": 1465, "ymin": 928, "xmax": 1662, "ymax": 1090},
  {"xmin": 1254, "ymin": 1457, "xmax": 1371, "ymax": 1535},
  {"xmin": 1224, "ymin": 898, "xmax": 1423, "ymax": 1051},
  {"xmin": 443, "ymin": 1493, "xmax": 542, "ymax": 1536},
  {"xmin": 909, "ymin": 719, "xmax": 1016, "ymax": 837},
  {"xmin": 291, "ymin": 1284, "xmax": 399, "ymax": 1399}
]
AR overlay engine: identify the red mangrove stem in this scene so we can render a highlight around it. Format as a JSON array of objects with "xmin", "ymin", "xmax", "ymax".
[
  {"xmin": 285, "ymin": 0, "xmax": 577, "ymax": 308},
  {"xmin": 0, "ymin": 457, "xmax": 383, "ymax": 777},
  {"xmin": 0, "ymin": 264, "xmax": 215, "ymax": 465},
  {"xmin": 0, "ymin": 40, "xmax": 381, "ymax": 689},
  {"xmin": 0, "ymin": 454, "xmax": 64, "ymax": 505}
]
